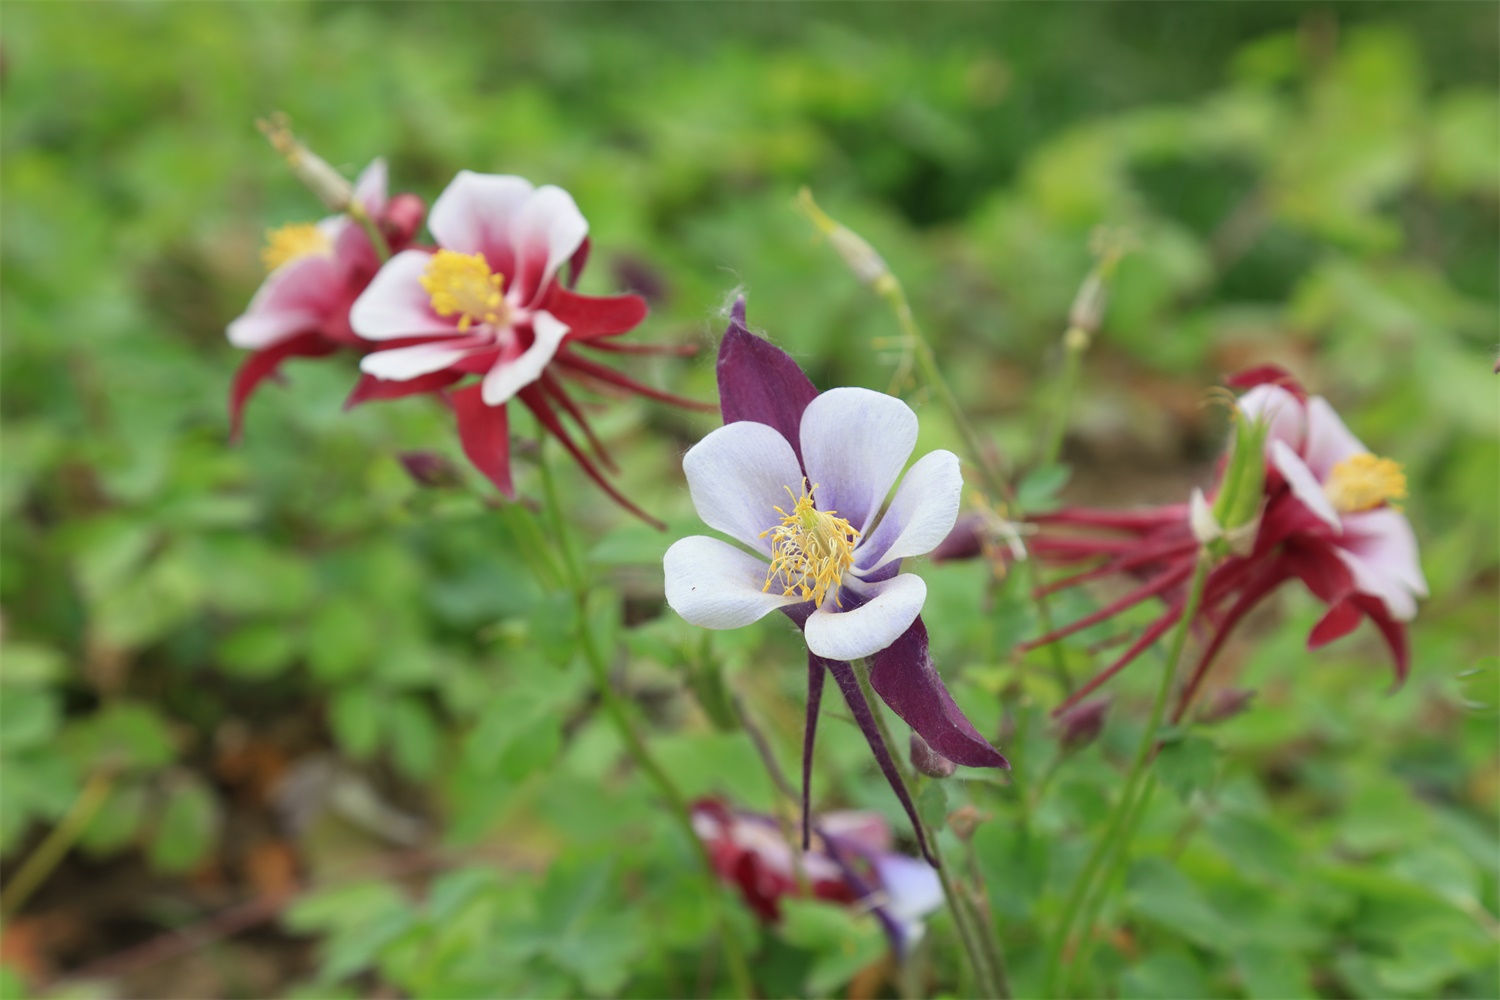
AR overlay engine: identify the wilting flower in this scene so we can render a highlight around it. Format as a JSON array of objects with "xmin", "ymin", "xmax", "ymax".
[
  {"xmin": 691, "ymin": 798, "xmax": 943, "ymax": 954},
  {"xmin": 348, "ymin": 170, "xmax": 704, "ymax": 522},
  {"xmin": 226, "ymin": 159, "xmax": 426, "ymax": 439},
  {"xmin": 666, "ymin": 300, "xmax": 1007, "ymax": 863},
  {"xmin": 1016, "ymin": 367, "xmax": 1426, "ymax": 721}
]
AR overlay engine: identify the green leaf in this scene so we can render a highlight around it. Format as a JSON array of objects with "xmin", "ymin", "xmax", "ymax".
[
  {"xmin": 148, "ymin": 774, "xmax": 219, "ymax": 873},
  {"xmin": 0, "ymin": 688, "xmax": 60, "ymax": 752},
  {"xmin": 779, "ymin": 898, "xmax": 887, "ymax": 996},
  {"xmin": 917, "ymin": 779, "xmax": 949, "ymax": 832},
  {"xmin": 1233, "ymin": 943, "xmax": 1314, "ymax": 999},
  {"xmin": 1154, "ymin": 733, "xmax": 1218, "ymax": 802},
  {"xmin": 329, "ymin": 687, "xmax": 383, "ymax": 759},
  {"xmin": 1016, "ymin": 463, "xmax": 1071, "ymax": 511},
  {"xmin": 1126, "ymin": 857, "xmax": 1236, "ymax": 951},
  {"xmin": 389, "ymin": 696, "xmax": 440, "ymax": 780},
  {"xmin": 1120, "ymin": 948, "xmax": 1208, "ymax": 999}
]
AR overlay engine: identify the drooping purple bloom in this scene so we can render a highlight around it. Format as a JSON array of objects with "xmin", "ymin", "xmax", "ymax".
[{"xmin": 665, "ymin": 299, "xmax": 1009, "ymax": 862}]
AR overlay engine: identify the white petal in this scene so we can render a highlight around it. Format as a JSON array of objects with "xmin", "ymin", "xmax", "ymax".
[
  {"xmin": 1339, "ymin": 507, "xmax": 1428, "ymax": 620},
  {"xmin": 800, "ymin": 387, "xmax": 918, "ymax": 536},
  {"xmin": 352, "ymin": 158, "xmax": 389, "ymax": 217},
  {"xmin": 360, "ymin": 342, "xmax": 472, "ymax": 381},
  {"xmin": 481, "ymin": 311, "xmax": 568, "ymax": 406},
  {"xmin": 855, "ymin": 450, "xmax": 963, "ymax": 573},
  {"xmin": 349, "ymin": 250, "xmax": 455, "ymax": 340},
  {"xmin": 1270, "ymin": 439, "xmax": 1340, "ymax": 529},
  {"xmin": 428, "ymin": 170, "xmax": 535, "ymax": 257},
  {"xmin": 663, "ymin": 535, "xmax": 799, "ymax": 629},
  {"xmin": 683, "ymin": 421, "xmax": 805, "ymax": 553},
  {"xmin": 1303, "ymin": 396, "xmax": 1370, "ymax": 479},
  {"xmin": 226, "ymin": 255, "xmax": 341, "ymax": 349},
  {"xmin": 1236, "ymin": 385, "xmax": 1306, "ymax": 456},
  {"xmin": 804, "ymin": 573, "xmax": 926, "ymax": 661},
  {"xmin": 510, "ymin": 185, "xmax": 589, "ymax": 306}
]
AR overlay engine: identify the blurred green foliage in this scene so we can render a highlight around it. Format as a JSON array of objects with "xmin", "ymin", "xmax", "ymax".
[{"xmin": 1, "ymin": 3, "xmax": 1495, "ymax": 998}]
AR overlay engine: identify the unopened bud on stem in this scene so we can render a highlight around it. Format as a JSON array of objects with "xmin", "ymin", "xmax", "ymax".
[
  {"xmin": 257, "ymin": 113, "xmax": 355, "ymax": 214},
  {"xmin": 796, "ymin": 188, "xmax": 895, "ymax": 294},
  {"xmin": 909, "ymin": 732, "xmax": 957, "ymax": 779}
]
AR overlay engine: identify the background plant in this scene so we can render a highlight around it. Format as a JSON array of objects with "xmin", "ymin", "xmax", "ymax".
[{"xmin": 1, "ymin": 4, "xmax": 1495, "ymax": 998}]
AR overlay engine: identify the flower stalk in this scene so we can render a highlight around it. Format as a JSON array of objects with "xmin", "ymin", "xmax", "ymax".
[
  {"xmin": 1041, "ymin": 547, "xmax": 1212, "ymax": 997},
  {"xmin": 850, "ymin": 659, "xmax": 1011, "ymax": 1000},
  {"xmin": 536, "ymin": 441, "xmax": 753, "ymax": 997}
]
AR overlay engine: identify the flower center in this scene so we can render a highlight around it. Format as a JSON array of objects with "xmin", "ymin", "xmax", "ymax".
[
  {"xmin": 261, "ymin": 222, "xmax": 332, "ymax": 272},
  {"xmin": 761, "ymin": 479, "xmax": 860, "ymax": 607},
  {"xmin": 1324, "ymin": 452, "xmax": 1407, "ymax": 513},
  {"xmin": 420, "ymin": 249, "xmax": 509, "ymax": 333}
]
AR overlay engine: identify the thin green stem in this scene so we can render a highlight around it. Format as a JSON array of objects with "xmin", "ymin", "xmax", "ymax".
[
  {"xmin": 536, "ymin": 445, "xmax": 753, "ymax": 997},
  {"xmin": 851, "ymin": 660, "xmax": 1008, "ymax": 999},
  {"xmin": 1041, "ymin": 549, "xmax": 1212, "ymax": 997},
  {"xmin": 2, "ymin": 770, "xmax": 113, "ymax": 917},
  {"xmin": 348, "ymin": 202, "xmax": 392, "ymax": 264},
  {"xmin": 1040, "ymin": 326, "xmax": 1088, "ymax": 470}
]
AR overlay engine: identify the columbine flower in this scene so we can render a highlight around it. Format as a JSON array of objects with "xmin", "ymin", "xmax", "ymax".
[
  {"xmin": 226, "ymin": 159, "xmax": 425, "ymax": 440},
  {"xmin": 691, "ymin": 798, "xmax": 943, "ymax": 954},
  {"xmin": 666, "ymin": 300, "xmax": 1007, "ymax": 862},
  {"xmin": 348, "ymin": 170, "xmax": 703, "ymax": 522},
  {"xmin": 1018, "ymin": 366, "xmax": 1426, "ymax": 721}
]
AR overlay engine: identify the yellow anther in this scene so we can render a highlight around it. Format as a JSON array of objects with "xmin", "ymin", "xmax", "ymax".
[
  {"xmin": 760, "ymin": 479, "xmax": 860, "ymax": 607},
  {"xmin": 261, "ymin": 223, "xmax": 332, "ymax": 272},
  {"xmin": 420, "ymin": 249, "xmax": 509, "ymax": 333},
  {"xmin": 1325, "ymin": 453, "xmax": 1407, "ymax": 514}
]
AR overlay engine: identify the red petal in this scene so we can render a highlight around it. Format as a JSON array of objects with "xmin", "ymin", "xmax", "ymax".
[
  {"xmin": 228, "ymin": 332, "xmax": 336, "ymax": 443},
  {"xmin": 553, "ymin": 349, "xmax": 715, "ymax": 411},
  {"xmin": 1225, "ymin": 365, "xmax": 1308, "ymax": 401},
  {"xmin": 1307, "ymin": 598, "xmax": 1364, "ymax": 649},
  {"xmin": 344, "ymin": 370, "xmax": 464, "ymax": 409},
  {"xmin": 1352, "ymin": 594, "xmax": 1411, "ymax": 689},
  {"xmin": 541, "ymin": 285, "xmax": 648, "ymax": 339},
  {"xmin": 450, "ymin": 383, "xmax": 513, "ymax": 497}
]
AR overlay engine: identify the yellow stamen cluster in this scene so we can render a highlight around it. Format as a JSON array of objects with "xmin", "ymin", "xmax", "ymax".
[
  {"xmin": 420, "ymin": 249, "xmax": 509, "ymax": 332},
  {"xmin": 261, "ymin": 223, "xmax": 332, "ymax": 272},
  {"xmin": 1325, "ymin": 452, "xmax": 1407, "ymax": 513},
  {"xmin": 761, "ymin": 480, "xmax": 860, "ymax": 607}
]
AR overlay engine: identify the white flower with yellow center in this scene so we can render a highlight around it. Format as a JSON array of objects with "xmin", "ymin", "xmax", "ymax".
[
  {"xmin": 664, "ymin": 388, "xmax": 962, "ymax": 661},
  {"xmin": 1238, "ymin": 384, "xmax": 1427, "ymax": 621}
]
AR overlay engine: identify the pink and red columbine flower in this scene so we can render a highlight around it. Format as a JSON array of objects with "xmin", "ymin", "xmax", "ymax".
[
  {"xmin": 668, "ymin": 300, "xmax": 1008, "ymax": 864},
  {"xmin": 1016, "ymin": 367, "xmax": 1426, "ymax": 721},
  {"xmin": 226, "ymin": 159, "xmax": 425, "ymax": 440},
  {"xmin": 691, "ymin": 798, "xmax": 942, "ymax": 954},
  {"xmin": 347, "ymin": 170, "xmax": 705, "ymax": 524}
]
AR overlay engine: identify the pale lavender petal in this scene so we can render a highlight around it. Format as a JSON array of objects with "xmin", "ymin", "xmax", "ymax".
[
  {"xmin": 481, "ymin": 311, "xmax": 568, "ymax": 406},
  {"xmin": 800, "ymin": 388, "xmax": 917, "ymax": 536},
  {"xmin": 856, "ymin": 450, "xmax": 963, "ymax": 573},
  {"xmin": 818, "ymin": 811, "xmax": 891, "ymax": 854},
  {"xmin": 510, "ymin": 185, "xmax": 589, "ymax": 307},
  {"xmin": 873, "ymin": 853, "xmax": 944, "ymax": 922},
  {"xmin": 804, "ymin": 573, "xmax": 926, "ymax": 661},
  {"xmin": 1270, "ymin": 439, "xmax": 1340, "ymax": 528},
  {"xmin": 1303, "ymin": 396, "xmax": 1369, "ymax": 479},
  {"xmin": 427, "ymin": 171, "xmax": 534, "ymax": 258},
  {"xmin": 349, "ymin": 249, "xmax": 455, "ymax": 340},
  {"xmin": 663, "ymin": 535, "xmax": 800, "ymax": 629},
  {"xmin": 683, "ymin": 420, "xmax": 805, "ymax": 553},
  {"xmin": 1237, "ymin": 384, "xmax": 1306, "ymax": 456}
]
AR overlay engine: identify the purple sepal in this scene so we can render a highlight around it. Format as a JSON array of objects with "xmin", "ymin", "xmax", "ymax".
[
  {"xmin": 826, "ymin": 660, "xmax": 936, "ymax": 867},
  {"xmin": 802, "ymin": 652, "xmax": 826, "ymax": 850},
  {"xmin": 715, "ymin": 297, "xmax": 819, "ymax": 465},
  {"xmin": 869, "ymin": 616, "xmax": 1010, "ymax": 770}
]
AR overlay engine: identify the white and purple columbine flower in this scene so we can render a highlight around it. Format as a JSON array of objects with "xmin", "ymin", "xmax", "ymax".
[{"xmin": 665, "ymin": 300, "xmax": 1008, "ymax": 864}]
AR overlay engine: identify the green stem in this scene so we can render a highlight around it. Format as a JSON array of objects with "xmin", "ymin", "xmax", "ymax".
[
  {"xmin": 2, "ymin": 770, "xmax": 113, "ymax": 917},
  {"xmin": 1041, "ymin": 549, "xmax": 1212, "ymax": 997},
  {"xmin": 348, "ymin": 202, "xmax": 392, "ymax": 264},
  {"xmin": 536, "ymin": 445, "xmax": 753, "ymax": 997},
  {"xmin": 1040, "ymin": 326, "xmax": 1088, "ymax": 470},
  {"xmin": 851, "ymin": 660, "xmax": 1008, "ymax": 999}
]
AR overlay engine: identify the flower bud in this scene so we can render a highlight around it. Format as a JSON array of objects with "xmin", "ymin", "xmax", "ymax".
[
  {"xmin": 1207, "ymin": 408, "xmax": 1269, "ymax": 557},
  {"xmin": 1195, "ymin": 688, "xmax": 1256, "ymax": 725},
  {"xmin": 1055, "ymin": 697, "xmax": 1110, "ymax": 751},
  {"xmin": 382, "ymin": 193, "xmax": 428, "ymax": 246},
  {"xmin": 257, "ymin": 114, "xmax": 355, "ymax": 213},
  {"xmin": 947, "ymin": 804, "xmax": 986, "ymax": 842},
  {"xmin": 398, "ymin": 450, "xmax": 462, "ymax": 489},
  {"xmin": 910, "ymin": 732, "xmax": 957, "ymax": 779},
  {"xmin": 931, "ymin": 513, "xmax": 987, "ymax": 563},
  {"xmin": 796, "ymin": 188, "xmax": 894, "ymax": 293}
]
